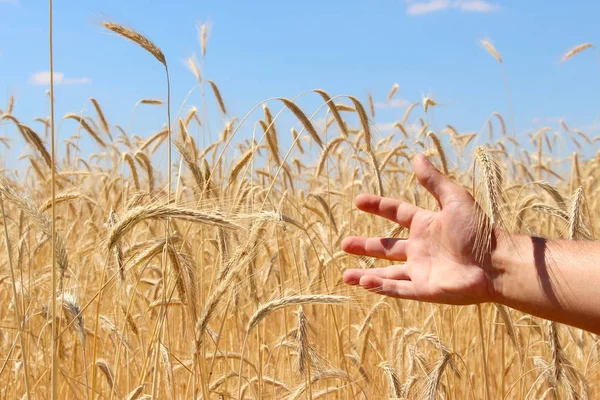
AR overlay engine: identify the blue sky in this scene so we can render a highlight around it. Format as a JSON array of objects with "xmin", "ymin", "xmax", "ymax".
[{"xmin": 0, "ymin": 0, "xmax": 598, "ymax": 167}]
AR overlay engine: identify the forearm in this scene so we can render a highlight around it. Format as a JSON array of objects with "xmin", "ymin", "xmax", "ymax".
[{"xmin": 491, "ymin": 232, "xmax": 600, "ymax": 334}]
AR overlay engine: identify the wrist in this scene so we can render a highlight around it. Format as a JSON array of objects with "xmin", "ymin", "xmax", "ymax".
[{"xmin": 486, "ymin": 228, "xmax": 516, "ymax": 304}]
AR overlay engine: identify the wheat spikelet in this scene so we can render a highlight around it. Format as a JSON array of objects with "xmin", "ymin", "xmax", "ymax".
[
  {"xmin": 401, "ymin": 101, "xmax": 419, "ymax": 125},
  {"xmin": 393, "ymin": 122, "xmax": 408, "ymax": 138},
  {"xmin": 348, "ymin": 96, "xmax": 373, "ymax": 152},
  {"xmin": 138, "ymin": 99, "xmax": 164, "ymax": 105},
  {"xmin": 314, "ymin": 137, "xmax": 344, "ymax": 178},
  {"xmin": 426, "ymin": 131, "xmax": 448, "ymax": 175},
  {"xmin": 64, "ymin": 113, "xmax": 107, "ymax": 148},
  {"xmin": 40, "ymin": 190, "xmax": 91, "ymax": 212},
  {"xmin": 125, "ymin": 385, "xmax": 145, "ymax": 400},
  {"xmin": 562, "ymin": 43, "xmax": 594, "ymax": 62},
  {"xmin": 135, "ymin": 151, "xmax": 155, "ymax": 193},
  {"xmin": 240, "ymin": 376, "xmax": 291, "ymax": 398},
  {"xmin": 379, "ymin": 362, "xmax": 402, "ymax": 398},
  {"xmin": 121, "ymin": 305, "xmax": 139, "ymax": 336},
  {"xmin": 102, "ymin": 21, "xmax": 166, "ymax": 67},
  {"xmin": 473, "ymin": 146, "xmax": 505, "ymax": 262},
  {"xmin": 366, "ymin": 149, "xmax": 384, "ymax": 197},
  {"xmin": 481, "ymin": 39, "xmax": 503, "ymax": 63},
  {"xmin": 107, "ymin": 205, "xmax": 239, "ymax": 250},
  {"xmin": 0, "ymin": 176, "xmax": 69, "ymax": 288},
  {"xmin": 367, "ymin": 92, "xmax": 375, "ymax": 117},
  {"xmin": 28, "ymin": 158, "xmax": 45, "ymax": 181},
  {"xmin": 313, "ymin": 89, "xmax": 349, "ymax": 138},
  {"xmin": 184, "ymin": 107, "xmax": 200, "ymax": 128},
  {"xmin": 422, "ymin": 96, "xmax": 437, "ymax": 113},
  {"xmin": 148, "ymin": 298, "xmax": 184, "ymax": 310},
  {"xmin": 426, "ymin": 351, "xmax": 454, "ymax": 400},
  {"xmin": 293, "ymin": 305, "xmax": 310, "ymax": 377},
  {"xmin": 246, "ymin": 295, "xmax": 347, "ymax": 332},
  {"xmin": 185, "ymin": 55, "xmax": 201, "ymax": 83},
  {"xmin": 57, "ymin": 291, "xmax": 85, "ymax": 346},
  {"xmin": 228, "ymin": 149, "xmax": 254, "ymax": 184},
  {"xmin": 90, "ymin": 98, "xmax": 111, "ymax": 139},
  {"xmin": 159, "ymin": 343, "xmax": 174, "ymax": 397},
  {"xmin": 287, "ymin": 369, "xmax": 354, "ymax": 400},
  {"xmin": 122, "ymin": 152, "xmax": 141, "ymax": 191},
  {"xmin": 495, "ymin": 304, "xmax": 523, "ymax": 360},
  {"xmin": 96, "ymin": 358, "xmax": 119, "ymax": 396},
  {"xmin": 174, "ymin": 136, "xmax": 204, "ymax": 191},
  {"xmin": 18, "ymin": 124, "xmax": 53, "ymax": 169},
  {"xmin": 569, "ymin": 152, "xmax": 582, "ymax": 192},
  {"xmin": 208, "ymin": 80, "xmax": 227, "ymax": 115},
  {"xmin": 547, "ymin": 322, "xmax": 588, "ymax": 400},
  {"xmin": 568, "ymin": 187, "xmax": 589, "ymax": 240},
  {"xmin": 491, "ymin": 112, "xmax": 506, "ymax": 136},
  {"xmin": 281, "ymin": 98, "xmax": 323, "ymax": 148},
  {"xmin": 197, "ymin": 220, "xmax": 268, "ymax": 344},
  {"xmin": 260, "ymin": 117, "xmax": 281, "ymax": 165},
  {"xmin": 6, "ymin": 94, "xmax": 14, "ymax": 114},
  {"xmin": 334, "ymin": 103, "xmax": 355, "ymax": 112},
  {"xmin": 198, "ymin": 22, "xmax": 210, "ymax": 57},
  {"xmin": 107, "ymin": 209, "xmax": 125, "ymax": 283},
  {"xmin": 139, "ymin": 128, "xmax": 168, "ymax": 152},
  {"xmin": 387, "ymin": 83, "xmax": 400, "ymax": 101}
]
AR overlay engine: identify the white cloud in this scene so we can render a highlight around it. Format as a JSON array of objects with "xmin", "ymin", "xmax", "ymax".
[
  {"xmin": 454, "ymin": 0, "xmax": 498, "ymax": 12},
  {"xmin": 406, "ymin": 0, "xmax": 451, "ymax": 15},
  {"xmin": 29, "ymin": 71, "xmax": 91, "ymax": 85},
  {"xmin": 375, "ymin": 99, "xmax": 411, "ymax": 109},
  {"xmin": 405, "ymin": 0, "xmax": 498, "ymax": 15},
  {"xmin": 531, "ymin": 116, "xmax": 564, "ymax": 126},
  {"xmin": 376, "ymin": 121, "xmax": 421, "ymax": 135}
]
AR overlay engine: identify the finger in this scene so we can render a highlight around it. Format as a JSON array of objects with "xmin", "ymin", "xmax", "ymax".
[
  {"xmin": 341, "ymin": 236, "xmax": 407, "ymax": 261},
  {"xmin": 359, "ymin": 275, "xmax": 417, "ymax": 299},
  {"xmin": 355, "ymin": 193, "xmax": 420, "ymax": 227},
  {"xmin": 413, "ymin": 154, "xmax": 463, "ymax": 208},
  {"xmin": 343, "ymin": 265, "xmax": 410, "ymax": 285}
]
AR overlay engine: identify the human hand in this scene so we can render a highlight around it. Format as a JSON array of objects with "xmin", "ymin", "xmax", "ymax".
[{"xmin": 342, "ymin": 154, "xmax": 498, "ymax": 305}]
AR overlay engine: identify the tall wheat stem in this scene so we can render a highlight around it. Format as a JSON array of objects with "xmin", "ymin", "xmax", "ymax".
[
  {"xmin": 48, "ymin": 0, "xmax": 58, "ymax": 398},
  {"xmin": 0, "ymin": 194, "xmax": 32, "ymax": 398}
]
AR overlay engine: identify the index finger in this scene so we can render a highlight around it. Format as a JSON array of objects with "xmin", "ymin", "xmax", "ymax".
[{"xmin": 355, "ymin": 193, "xmax": 421, "ymax": 228}]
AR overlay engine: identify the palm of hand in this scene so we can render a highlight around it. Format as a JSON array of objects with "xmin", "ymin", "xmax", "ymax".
[
  {"xmin": 405, "ymin": 201, "xmax": 492, "ymax": 305},
  {"xmin": 342, "ymin": 155, "xmax": 495, "ymax": 305}
]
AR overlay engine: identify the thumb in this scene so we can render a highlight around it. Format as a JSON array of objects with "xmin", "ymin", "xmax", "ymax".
[{"xmin": 413, "ymin": 154, "xmax": 460, "ymax": 207}]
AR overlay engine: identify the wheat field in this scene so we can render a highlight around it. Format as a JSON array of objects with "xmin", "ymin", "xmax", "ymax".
[{"xmin": 0, "ymin": 20, "xmax": 599, "ymax": 400}]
